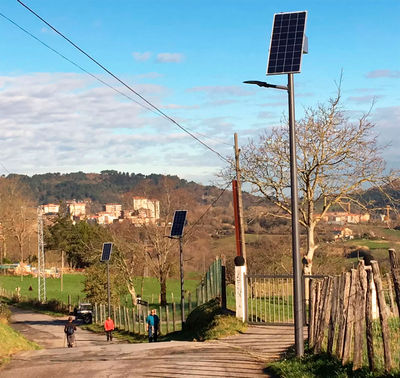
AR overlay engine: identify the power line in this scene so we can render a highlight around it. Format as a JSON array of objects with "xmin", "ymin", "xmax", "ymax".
[
  {"xmin": 184, "ymin": 181, "xmax": 232, "ymax": 240},
  {"xmin": 0, "ymin": 12, "xmax": 160, "ymax": 117},
  {"xmin": 0, "ymin": 161, "xmax": 10, "ymax": 175},
  {"xmin": 0, "ymin": 11, "xmax": 231, "ymax": 152},
  {"xmin": 17, "ymin": 0, "xmax": 231, "ymax": 164}
]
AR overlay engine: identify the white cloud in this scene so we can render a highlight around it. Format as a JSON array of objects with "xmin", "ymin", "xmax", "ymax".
[
  {"xmin": 156, "ymin": 53, "xmax": 184, "ymax": 63},
  {"xmin": 0, "ymin": 72, "xmax": 226, "ymax": 182},
  {"xmin": 347, "ymin": 95, "xmax": 383, "ymax": 104},
  {"xmin": 187, "ymin": 85, "xmax": 254, "ymax": 98},
  {"xmin": 132, "ymin": 52, "xmax": 152, "ymax": 62},
  {"xmin": 366, "ymin": 70, "xmax": 400, "ymax": 79}
]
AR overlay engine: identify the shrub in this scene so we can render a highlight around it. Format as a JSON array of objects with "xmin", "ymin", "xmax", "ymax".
[
  {"xmin": 185, "ymin": 298, "xmax": 246, "ymax": 341},
  {"xmin": 0, "ymin": 302, "xmax": 11, "ymax": 321}
]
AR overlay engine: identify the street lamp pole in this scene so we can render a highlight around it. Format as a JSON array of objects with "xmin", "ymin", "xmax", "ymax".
[
  {"xmin": 244, "ymin": 76, "xmax": 304, "ymax": 356},
  {"xmin": 287, "ymin": 73, "xmax": 304, "ymax": 356}
]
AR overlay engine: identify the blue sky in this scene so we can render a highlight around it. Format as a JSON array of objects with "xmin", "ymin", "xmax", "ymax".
[{"xmin": 0, "ymin": 0, "xmax": 399, "ymax": 184}]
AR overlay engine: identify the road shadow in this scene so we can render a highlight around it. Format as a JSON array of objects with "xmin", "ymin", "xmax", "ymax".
[{"xmin": 13, "ymin": 319, "xmax": 67, "ymax": 326}]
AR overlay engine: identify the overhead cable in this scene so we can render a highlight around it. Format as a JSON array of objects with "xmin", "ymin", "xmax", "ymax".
[{"xmin": 17, "ymin": 0, "xmax": 231, "ymax": 164}]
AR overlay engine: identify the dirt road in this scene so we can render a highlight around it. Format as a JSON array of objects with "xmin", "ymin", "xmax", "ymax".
[{"xmin": 2, "ymin": 308, "xmax": 270, "ymax": 377}]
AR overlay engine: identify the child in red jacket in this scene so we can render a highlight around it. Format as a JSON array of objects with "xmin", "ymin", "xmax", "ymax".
[{"xmin": 104, "ymin": 316, "xmax": 115, "ymax": 342}]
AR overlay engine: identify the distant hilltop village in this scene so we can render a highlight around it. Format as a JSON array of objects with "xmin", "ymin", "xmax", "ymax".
[{"xmin": 41, "ymin": 196, "xmax": 160, "ymax": 226}]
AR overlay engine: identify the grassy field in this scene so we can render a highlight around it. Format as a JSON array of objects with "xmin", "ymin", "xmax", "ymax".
[
  {"xmin": 345, "ymin": 239, "xmax": 391, "ymax": 250},
  {"xmin": 0, "ymin": 274, "xmax": 200, "ymax": 308}
]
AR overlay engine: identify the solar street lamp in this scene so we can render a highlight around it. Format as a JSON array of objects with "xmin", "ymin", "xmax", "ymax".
[
  {"xmin": 169, "ymin": 210, "xmax": 188, "ymax": 327},
  {"xmin": 244, "ymin": 11, "xmax": 308, "ymax": 357},
  {"xmin": 100, "ymin": 242, "xmax": 113, "ymax": 317}
]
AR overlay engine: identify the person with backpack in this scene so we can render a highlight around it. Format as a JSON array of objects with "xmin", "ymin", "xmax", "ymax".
[
  {"xmin": 104, "ymin": 316, "xmax": 115, "ymax": 342},
  {"xmin": 64, "ymin": 316, "xmax": 77, "ymax": 348},
  {"xmin": 145, "ymin": 309, "xmax": 160, "ymax": 342}
]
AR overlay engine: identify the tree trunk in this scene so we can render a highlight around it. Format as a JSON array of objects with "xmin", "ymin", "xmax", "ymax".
[
  {"xmin": 127, "ymin": 285, "xmax": 137, "ymax": 306},
  {"xmin": 160, "ymin": 277, "xmax": 167, "ymax": 306},
  {"xmin": 303, "ymin": 222, "xmax": 318, "ymax": 275}
]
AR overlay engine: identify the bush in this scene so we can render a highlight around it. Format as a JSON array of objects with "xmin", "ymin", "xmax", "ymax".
[
  {"xmin": 185, "ymin": 298, "xmax": 246, "ymax": 341},
  {"xmin": 0, "ymin": 302, "xmax": 11, "ymax": 321}
]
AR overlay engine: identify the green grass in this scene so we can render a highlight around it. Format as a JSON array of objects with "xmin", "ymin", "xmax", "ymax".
[
  {"xmin": 345, "ymin": 239, "xmax": 391, "ymax": 250},
  {"xmin": 382, "ymin": 229, "xmax": 400, "ymax": 237},
  {"xmin": 266, "ymin": 348, "xmax": 378, "ymax": 378},
  {"xmin": 127, "ymin": 276, "xmax": 200, "ymax": 307},
  {"xmin": 0, "ymin": 320, "xmax": 40, "ymax": 366},
  {"xmin": 0, "ymin": 274, "xmax": 85, "ymax": 306},
  {"xmin": 184, "ymin": 298, "xmax": 246, "ymax": 341},
  {"xmin": 0, "ymin": 274, "xmax": 200, "ymax": 308}
]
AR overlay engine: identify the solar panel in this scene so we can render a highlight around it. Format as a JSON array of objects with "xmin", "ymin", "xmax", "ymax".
[
  {"xmin": 170, "ymin": 210, "xmax": 187, "ymax": 237},
  {"xmin": 266, "ymin": 11, "xmax": 307, "ymax": 75},
  {"xmin": 100, "ymin": 242, "xmax": 113, "ymax": 261}
]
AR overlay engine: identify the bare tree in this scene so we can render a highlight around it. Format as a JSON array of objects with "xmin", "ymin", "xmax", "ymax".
[
  {"xmin": 237, "ymin": 88, "xmax": 396, "ymax": 275},
  {"xmin": 109, "ymin": 222, "xmax": 146, "ymax": 305},
  {"xmin": 0, "ymin": 178, "xmax": 36, "ymax": 263},
  {"xmin": 142, "ymin": 178, "xmax": 197, "ymax": 305}
]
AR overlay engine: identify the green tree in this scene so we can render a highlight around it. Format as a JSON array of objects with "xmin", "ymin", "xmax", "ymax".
[
  {"xmin": 46, "ymin": 216, "xmax": 110, "ymax": 268},
  {"xmin": 84, "ymin": 261, "xmax": 126, "ymax": 305}
]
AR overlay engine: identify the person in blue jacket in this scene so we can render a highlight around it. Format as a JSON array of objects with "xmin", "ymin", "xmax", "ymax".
[{"xmin": 145, "ymin": 308, "xmax": 160, "ymax": 342}]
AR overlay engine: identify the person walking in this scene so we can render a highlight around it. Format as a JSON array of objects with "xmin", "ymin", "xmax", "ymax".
[
  {"xmin": 64, "ymin": 316, "xmax": 77, "ymax": 348},
  {"xmin": 104, "ymin": 316, "xmax": 115, "ymax": 342},
  {"xmin": 145, "ymin": 309, "xmax": 160, "ymax": 342}
]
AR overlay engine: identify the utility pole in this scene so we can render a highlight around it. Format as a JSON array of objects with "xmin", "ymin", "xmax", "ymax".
[
  {"xmin": 37, "ymin": 207, "xmax": 46, "ymax": 303},
  {"xmin": 234, "ymin": 133, "xmax": 247, "ymax": 262},
  {"xmin": 233, "ymin": 133, "xmax": 247, "ymax": 322}
]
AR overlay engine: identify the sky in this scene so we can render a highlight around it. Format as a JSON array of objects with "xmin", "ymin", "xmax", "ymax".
[{"xmin": 0, "ymin": 0, "xmax": 399, "ymax": 185}]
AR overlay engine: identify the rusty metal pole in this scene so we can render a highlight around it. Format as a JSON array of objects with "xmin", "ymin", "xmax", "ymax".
[{"xmin": 234, "ymin": 133, "xmax": 247, "ymax": 262}]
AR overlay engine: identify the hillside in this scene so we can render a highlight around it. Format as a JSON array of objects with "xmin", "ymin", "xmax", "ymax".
[{"xmin": 8, "ymin": 171, "xmax": 263, "ymax": 212}]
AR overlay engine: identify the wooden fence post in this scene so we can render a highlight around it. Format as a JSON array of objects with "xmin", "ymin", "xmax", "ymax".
[
  {"xmin": 312, "ymin": 280, "xmax": 322, "ymax": 346},
  {"xmin": 314, "ymin": 278, "xmax": 326, "ymax": 348},
  {"xmin": 188, "ymin": 292, "xmax": 192, "ymax": 314},
  {"xmin": 308, "ymin": 279, "xmax": 316, "ymax": 348},
  {"xmin": 386, "ymin": 273, "xmax": 398, "ymax": 317},
  {"xmin": 166, "ymin": 305, "xmax": 170, "ymax": 334},
  {"xmin": 138, "ymin": 308, "xmax": 142, "ymax": 335},
  {"xmin": 68, "ymin": 294, "xmax": 72, "ymax": 314},
  {"xmin": 365, "ymin": 267, "xmax": 375, "ymax": 372},
  {"xmin": 327, "ymin": 275, "xmax": 340, "ymax": 354},
  {"xmin": 388, "ymin": 249, "xmax": 400, "ymax": 316},
  {"xmin": 371, "ymin": 260, "xmax": 392, "ymax": 373},
  {"xmin": 342, "ymin": 269, "xmax": 357, "ymax": 365},
  {"xmin": 132, "ymin": 308, "xmax": 136, "ymax": 334},
  {"xmin": 94, "ymin": 303, "xmax": 97, "ymax": 324},
  {"xmin": 315, "ymin": 277, "xmax": 334, "ymax": 353},
  {"xmin": 353, "ymin": 261, "xmax": 367, "ymax": 371},
  {"xmin": 172, "ymin": 302, "xmax": 176, "ymax": 332},
  {"xmin": 335, "ymin": 272, "xmax": 350, "ymax": 359},
  {"xmin": 159, "ymin": 305, "xmax": 163, "ymax": 335}
]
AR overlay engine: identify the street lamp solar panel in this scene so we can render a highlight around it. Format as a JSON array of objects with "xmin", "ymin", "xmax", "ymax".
[
  {"xmin": 101, "ymin": 242, "xmax": 113, "ymax": 261},
  {"xmin": 267, "ymin": 11, "xmax": 307, "ymax": 75},
  {"xmin": 170, "ymin": 210, "xmax": 187, "ymax": 237}
]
